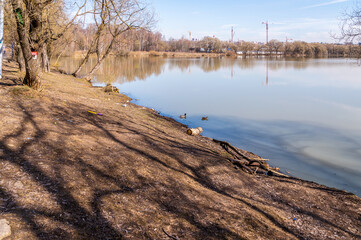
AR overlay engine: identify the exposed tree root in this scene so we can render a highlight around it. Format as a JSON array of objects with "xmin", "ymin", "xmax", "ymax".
[{"xmin": 213, "ymin": 139, "xmax": 290, "ymax": 178}]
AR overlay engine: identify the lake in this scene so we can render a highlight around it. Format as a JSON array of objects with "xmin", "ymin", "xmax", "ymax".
[{"xmin": 57, "ymin": 56, "xmax": 361, "ymax": 196}]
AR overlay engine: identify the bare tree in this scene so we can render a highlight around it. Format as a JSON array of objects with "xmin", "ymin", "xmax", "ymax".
[
  {"xmin": 40, "ymin": 0, "xmax": 80, "ymax": 72},
  {"xmin": 268, "ymin": 40, "xmax": 283, "ymax": 54},
  {"xmin": 9, "ymin": 0, "xmax": 87, "ymax": 88},
  {"xmin": 10, "ymin": 0, "xmax": 50, "ymax": 88},
  {"xmin": 200, "ymin": 37, "xmax": 221, "ymax": 53},
  {"xmin": 72, "ymin": 0, "xmax": 154, "ymax": 80},
  {"xmin": 3, "ymin": 2, "xmax": 22, "ymax": 65},
  {"xmin": 337, "ymin": 4, "xmax": 361, "ymax": 43}
]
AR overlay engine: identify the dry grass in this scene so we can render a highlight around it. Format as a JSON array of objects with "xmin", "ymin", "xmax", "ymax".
[
  {"xmin": 148, "ymin": 51, "xmax": 162, "ymax": 57},
  {"xmin": 0, "ymin": 60, "xmax": 360, "ymax": 239},
  {"xmin": 128, "ymin": 51, "xmax": 223, "ymax": 58}
]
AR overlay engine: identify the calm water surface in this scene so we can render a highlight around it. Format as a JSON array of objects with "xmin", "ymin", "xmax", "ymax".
[{"xmin": 58, "ymin": 56, "xmax": 361, "ymax": 196}]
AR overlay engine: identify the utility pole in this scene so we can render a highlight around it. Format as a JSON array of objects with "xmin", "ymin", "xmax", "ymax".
[
  {"xmin": 231, "ymin": 27, "xmax": 234, "ymax": 43},
  {"xmin": 262, "ymin": 21, "xmax": 269, "ymax": 45},
  {"xmin": 187, "ymin": 31, "xmax": 192, "ymax": 52},
  {"xmin": 0, "ymin": 0, "xmax": 4, "ymax": 79}
]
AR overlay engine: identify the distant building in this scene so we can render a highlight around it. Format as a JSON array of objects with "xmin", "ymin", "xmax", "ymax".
[{"xmin": 195, "ymin": 48, "xmax": 205, "ymax": 53}]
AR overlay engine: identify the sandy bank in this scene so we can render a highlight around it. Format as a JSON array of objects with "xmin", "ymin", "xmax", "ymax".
[{"xmin": 0, "ymin": 61, "xmax": 360, "ymax": 239}]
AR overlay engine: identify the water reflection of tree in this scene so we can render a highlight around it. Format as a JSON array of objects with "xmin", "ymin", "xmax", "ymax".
[
  {"xmin": 57, "ymin": 56, "xmax": 167, "ymax": 84},
  {"xmin": 235, "ymin": 58, "xmax": 257, "ymax": 69},
  {"xmin": 263, "ymin": 57, "xmax": 339, "ymax": 71},
  {"xmin": 167, "ymin": 58, "xmax": 244, "ymax": 72},
  {"xmin": 167, "ymin": 59, "xmax": 198, "ymax": 72},
  {"xmin": 199, "ymin": 58, "xmax": 222, "ymax": 72},
  {"xmin": 281, "ymin": 58, "xmax": 333, "ymax": 70},
  {"xmin": 56, "ymin": 56, "xmax": 346, "ymax": 84}
]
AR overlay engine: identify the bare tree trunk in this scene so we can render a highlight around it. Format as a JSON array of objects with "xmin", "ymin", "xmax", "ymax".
[
  {"xmin": 83, "ymin": 38, "xmax": 116, "ymax": 81},
  {"xmin": 11, "ymin": 1, "xmax": 41, "ymax": 89},
  {"xmin": 23, "ymin": 59, "xmax": 41, "ymax": 89},
  {"xmin": 53, "ymin": 46, "xmax": 67, "ymax": 67},
  {"xmin": 15, "ymin": 44, "xmax": 25, "ymax": 72},
  {"xmin": 72, "ymin": 50, "xmax": 91, "ymax": 77},
  {"xmin": 41, "ymin": 42, "xmax": 50, "ymax": 72},
  {"xmin": 72, "ymin": 27, "xmax": 104, "ymax": 77}
]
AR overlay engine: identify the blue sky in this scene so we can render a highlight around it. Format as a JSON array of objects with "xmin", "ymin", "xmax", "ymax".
[{"xmin": 150, "ymin": 0, "xmax": 356, "ymax": 43}]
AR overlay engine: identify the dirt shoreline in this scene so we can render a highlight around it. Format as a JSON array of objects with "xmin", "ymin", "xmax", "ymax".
[{"xmin": 1, "ymin": 61, "xmax": 361, "ymax": 239}]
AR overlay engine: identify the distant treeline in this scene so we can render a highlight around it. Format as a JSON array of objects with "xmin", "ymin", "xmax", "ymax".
[
  {"xmin": 59, "ymin": 28, "xmax": 360, "ymax": 58},
  {"xmin": 5, "ymin": 22, "xmax": 360, "ymax": 60}
]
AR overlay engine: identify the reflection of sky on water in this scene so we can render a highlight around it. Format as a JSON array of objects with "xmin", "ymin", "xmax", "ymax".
[
  {"xmin": 185, "ymin": 116, "xmax": 361, "ymax": 196},
  {"xmin": 84, "ymin": 57, "xmax": 361, "ymax": 196}
]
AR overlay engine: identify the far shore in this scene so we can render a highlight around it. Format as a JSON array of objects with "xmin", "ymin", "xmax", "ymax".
[
  {"xmin": 65, "ymin": 50, "xmax": 354, "ymax": 60},
  {"xmin": 69, "ymin": 50, "xmax": 225, "ymax": 58}
]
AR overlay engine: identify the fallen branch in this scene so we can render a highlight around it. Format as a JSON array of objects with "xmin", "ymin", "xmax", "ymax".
[
  {"xmin": 162, "ymin": 228, "xmax": 179, "ymax": 240},
  {"xmin": 227, "ymin": 158, "xmax": 254, "ymax": 174},
  {"xmin": 268, "ymin": 170, "xmax": 290, "ymax": 178},
  {"xmin": 213, "ymin": 139, "xmax": 269, "ymax": 162},
  {"xmin": 213, "ymin": 139, "xmax": 289, "ymax": 178}
]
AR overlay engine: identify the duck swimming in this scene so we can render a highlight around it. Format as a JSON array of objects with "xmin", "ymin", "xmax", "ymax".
[{"xmin": 179, "ymin": 113, "xmax": 187, "ymax": 119}]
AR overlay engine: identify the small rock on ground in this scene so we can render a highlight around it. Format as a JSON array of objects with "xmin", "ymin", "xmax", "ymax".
[{"xmin": 0, "ymin": 219, "xmax": 11, "ymax": 240}]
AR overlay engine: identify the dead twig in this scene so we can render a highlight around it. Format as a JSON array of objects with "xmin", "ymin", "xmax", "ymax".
[{"xmin": 162, "ymin": 228, "xmax": 179, "ymax": 240}]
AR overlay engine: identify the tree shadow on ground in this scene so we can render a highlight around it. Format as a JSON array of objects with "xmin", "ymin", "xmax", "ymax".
[
  {"xmin": 0, "ymin": 62, "xmax": 22, "ymax": 86},
  {"xmin": 0, "ymin": 103, "xmax": 125, "ymax": 239},
  {"xmin": 0, "ymin": 96, "xmax": 360, "ymax": 239}
]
